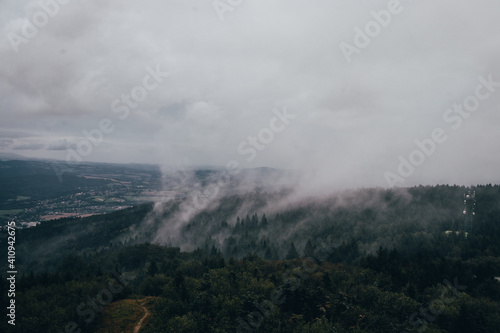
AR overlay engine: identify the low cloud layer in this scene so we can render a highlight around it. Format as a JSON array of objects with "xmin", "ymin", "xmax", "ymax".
[{"xmin": 1, "ymin": 0, "xmax": 500, "ymax": 187}]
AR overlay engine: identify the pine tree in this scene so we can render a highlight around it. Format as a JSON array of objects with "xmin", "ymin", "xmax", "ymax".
[
  {"xmin": 261, "ymin": 213, "xmax": 268, "ymax": 227},
  {"xmin": 304, "ymin": 239, "xmax": 315, "ymax": 258},
  {"xmin": 264, "ymin": 247, "xmax": 273, "ymax": 260},
  {"xmin": 251, "ymin": 213, "xmax": 258, "ymax": 227},
  {"xmin": 148, "ymin": 260, "xmax": 159, "ymax": 276},
  {"xmin": 286, "ymin": 241, "xmax": 299, "ymax": 260}
]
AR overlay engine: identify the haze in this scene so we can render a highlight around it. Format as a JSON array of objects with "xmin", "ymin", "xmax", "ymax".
[{"xmin": 1, "ymin": 0, "xmax": 500, "ymax": 189}]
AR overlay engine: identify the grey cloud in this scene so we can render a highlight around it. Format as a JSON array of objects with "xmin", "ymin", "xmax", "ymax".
[
  {"xmin": 157, "ymin": 103, "xmax": 186, "ymax": 122},
  {"xmin": 0, "ymin": 138, "xmax": 13, "ymax": 147},
  {"xmin": 0, "ymin": 130, "xmax": 36, "ymax": 139},
  {"xmin": 0, "ymin": 0, "xmax": 499, "ymax": 187},
  {"xmin": 46, "ymin": 138, "xmax": 74, "ymax": 151},
  {"xmin": 13, "ymin": 142, "xmax": 45, "ymax": 150}
]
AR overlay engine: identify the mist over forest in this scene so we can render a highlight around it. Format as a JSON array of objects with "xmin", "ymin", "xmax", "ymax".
[
  {"xmin": 2, "ymin": 0, "xmax": 500, "ymax": 332},
  {"xmin": 3, "ymin": 168, "xmax": 500, "ymax": 332}
]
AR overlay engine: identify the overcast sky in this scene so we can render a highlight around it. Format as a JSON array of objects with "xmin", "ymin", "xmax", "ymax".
[{"xmin": 1, "ymin": 0, "xmax": 499, "ymax": 188}]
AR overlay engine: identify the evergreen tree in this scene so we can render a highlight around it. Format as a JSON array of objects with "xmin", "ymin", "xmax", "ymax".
[
  {"xmin": 286, "ymin": 241, "xmax": 299, "ymax": 260},
  {"xmin": 251, "ymin": 213, "xmax": 259, "ymax": 227},
  {"xmin": 264, "ymin": 247, "xmax": 273, "ymax": 260},
  {"xmin": 261, "ymin": 213, "xmax": 268, "ymax": 227},
  {"xmin": 148, "ymin": 260, "xmax": 159, "ymax": 276},
  {"xmin": 304, "ymin": 239, "xmax": 315, "ymax": 258}
]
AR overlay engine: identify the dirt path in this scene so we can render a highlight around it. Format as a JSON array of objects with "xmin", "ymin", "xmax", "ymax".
[{"xmin": 133, "ymin": 299, "xmax": 151, "ymax": 333}]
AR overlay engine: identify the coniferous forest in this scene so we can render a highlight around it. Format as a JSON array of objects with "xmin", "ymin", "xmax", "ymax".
[
  {"xmin": 3, "ymin": 1, "xmax": 500, "ymax": 332},
  {"xmin": 1, "ymin": 185, "xmax": 500, "ymax": 332}
]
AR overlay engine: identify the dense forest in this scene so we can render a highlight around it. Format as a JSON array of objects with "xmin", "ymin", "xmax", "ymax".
[{"xmin": 1, "ymin": 184, "xmax": 500, "ymax": 332}]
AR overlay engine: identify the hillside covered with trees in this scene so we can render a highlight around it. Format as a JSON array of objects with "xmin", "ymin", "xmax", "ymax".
[{"xmin": 1, "ymin": 185, "xmax": 500, "ymax": 332}]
